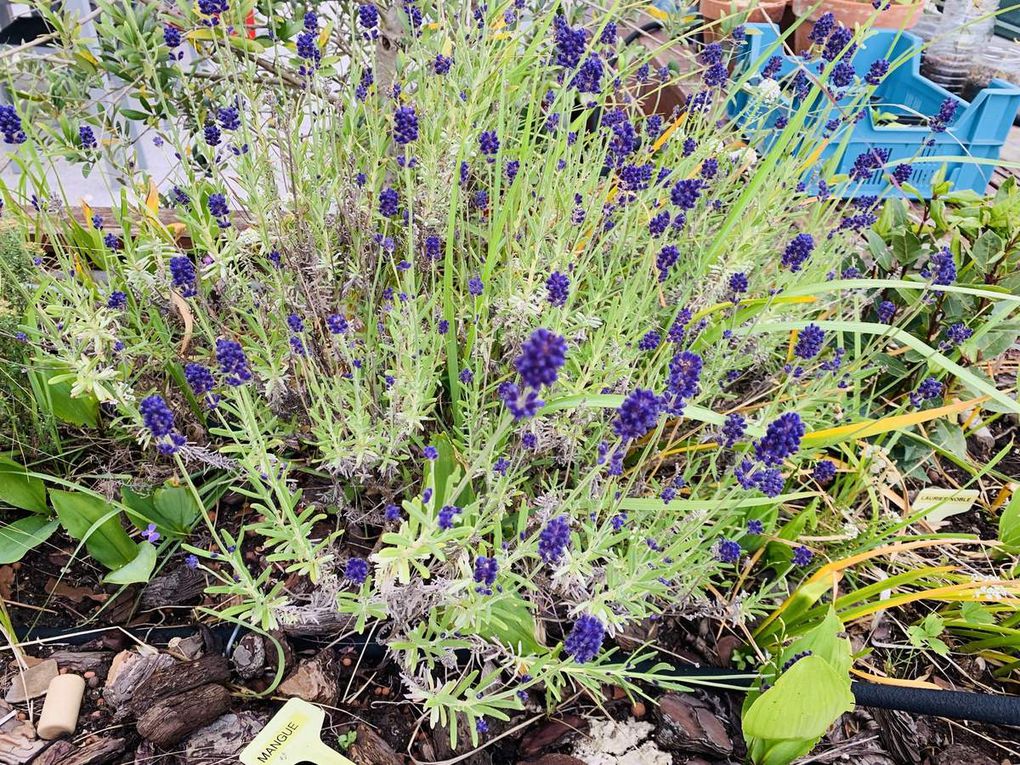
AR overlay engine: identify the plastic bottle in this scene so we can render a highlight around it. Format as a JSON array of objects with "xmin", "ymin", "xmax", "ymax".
[{"xmin": 923, "ymin": 0, "xmax": 1000, "ymax": 93}]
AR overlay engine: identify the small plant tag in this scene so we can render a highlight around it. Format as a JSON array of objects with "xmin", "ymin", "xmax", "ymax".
[
  {"xmin": 913, "ymin": 487, "xmax": 980, "ymax": 525},
  {"xmin": 239, "ymin": 698, "xmax": 356, "ymax": 765}
]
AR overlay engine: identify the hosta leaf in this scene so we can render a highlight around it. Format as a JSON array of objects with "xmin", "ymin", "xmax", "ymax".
[
  {"xmin": 0, "ymin": 456, "xmax": 48, "ymax": 513},
  {"xmin": 50, "ymin": 490, "xmax": 137, "ymax": 570},
  {"xmin": 998, "ymin": 489, "xmax": 1020, "ymax": 551},
  {"xmin": 0, "ymin": 516, "xmax": 59, "ymax": 564},
  {"xmin": 743, "ymin": 655, "xmax": 853, "ymax": 742},
  {"xmin": 104, "ymin": 541, "xmax": 157, "ymax": 585},
  {"xmin": 122, "ymin": 484, "xmax": 201, "ymax": 535},
  {"xmin": 35, "ymin": 370, "xmax": 99, "ymax": 428}
]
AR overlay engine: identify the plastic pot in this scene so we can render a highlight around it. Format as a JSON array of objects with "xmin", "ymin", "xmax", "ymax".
[{"xmin": 791, "ymin": 0, "xmax": 924, "ymax": 53}]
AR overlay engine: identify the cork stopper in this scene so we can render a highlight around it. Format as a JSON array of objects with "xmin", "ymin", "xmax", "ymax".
[{"xmin": 36, "ymin": 674, "xmax": 86, "ymax": 740}]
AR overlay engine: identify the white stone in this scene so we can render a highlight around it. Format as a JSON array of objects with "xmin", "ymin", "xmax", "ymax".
[{"xmin": 573, "ymin": 718, "xmax": 673, "ymax": 765}]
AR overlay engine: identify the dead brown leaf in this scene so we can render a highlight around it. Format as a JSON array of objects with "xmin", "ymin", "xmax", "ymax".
[
  {"xmin": 45, "ymin": 578, "xmax": 107, "ymax": 604},
  {"xmin": 170, "ymin": 291, "xmax": 194, "ymax": 355},
  {"xmin": 0, "ymin": 566, "xmax": 14, "ymax": 601}
]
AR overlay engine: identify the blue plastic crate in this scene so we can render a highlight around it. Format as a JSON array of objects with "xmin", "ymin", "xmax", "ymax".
[{"xmin": 729, "ymin": 24, "xmax": 1020, "ymax": 198}]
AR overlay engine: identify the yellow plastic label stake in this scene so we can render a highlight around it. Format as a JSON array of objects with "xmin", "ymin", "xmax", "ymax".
[{"xmin": 240, "ymin": 698, "xmax": 356, "ymax": 765}]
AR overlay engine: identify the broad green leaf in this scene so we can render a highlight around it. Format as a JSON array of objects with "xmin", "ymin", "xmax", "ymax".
[
  {"xmin": 748, "ymin": 737, "xmax": 816, "ymax": 765},
  {"xmin": 104, "ymin": 542, "xmax": 157, "ymax": 585},
  {"xmin": 930, "ymin": 420, "xmax": 967, "ymax": 462},
  {"xmin": 960, "ymin": 601, "xmax": 995, "ymax": 626},
  {"xmin": 865, "ymin": 230, "xmax": 893, "ymax": 271},
  {"xmin": 782, "ymin": 611, "xmax": 853, "ymax": 675},
  {"xmin": 50, "ymin": 490, "xmax": 137, "ymax": 570},
  {"xmin": 970, "ymin": 229, "xmax": 1004, "ymax": 270},
  {"xmin": 426, "ymin": 434, "xmax": 474, "ymax": 510},
  {"xmin": 968, "ymin": 322, "xmax": 1020, "ymax": 360},
  {"xmin": 153, "ymin": 485, "xmax": 201, "ymax": 532},
  {"xmin": 744, "ymin": 655, "xmax": 853, "ymax": 740},
  {"xmin": 0, "ymin": 456, "xmax": 47, "ymax": 513},
  {"xmin": 0, "ymin": 516, "xmax": 59, "ymax": 564},
  {"xmin": 122, "ymin": 484, "xmax": 200, "ymax": 535},
  {"xmin": 118, "ymin": 108, "xmax": 150, "ymax": 121},
  {"xmin": 474, "ymin": 595, "xmax": 543, "ymax": 653},
  {"xmin": 119, "ymin": 486, "xmax": 156, "ymax": 522},
  {"xmin": 891, "ymin": 228, "xmax": 922, "ymax": 267},
  {"xmin": 998, "ymin": 489, "xmax": 1020, "ymax": 551},
  {"xmin": 37, "ymin": 371, "xmax": 99, "ymax": 428}
]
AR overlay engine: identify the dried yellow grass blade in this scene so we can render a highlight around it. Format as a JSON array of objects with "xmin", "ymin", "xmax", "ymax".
[
  {"xmin": 802, "ymin": 397, "xmax": 989, "ymax": 447},
  {"xmin": 756, "ymin": 538, "xmax": 1000, "ymax": 635},
  {"xmin": 798, "ymin": 139, "xmax": 832, "ymax": 173},
  {"xmin": 651, "ymin": 113, "xmax": 687, "ymax": 153},
  {"xmin": 850, "ymin": 668, "xmax": 942, "ymax": 690},
  {"xmin": 146, "ymin": 179, "xmax": 159, "ymax": 213},
  {"xmin": 844, "ymin": 582, "xmax": 1020, "ymax": 621}
]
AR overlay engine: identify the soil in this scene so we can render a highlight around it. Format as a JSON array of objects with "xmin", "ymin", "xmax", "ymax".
[{"xmin": 5, "ymin": 522, "xmax": 1019, "ymax": 765}]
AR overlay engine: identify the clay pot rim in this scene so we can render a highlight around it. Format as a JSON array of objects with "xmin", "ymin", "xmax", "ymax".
[
  {"xmin": 700, "ymin": 0, "xmax": 789, "ymax": 8},
  {"xmin": 791, "ymin": 0, "xmax": 924, "ymax": 15}
]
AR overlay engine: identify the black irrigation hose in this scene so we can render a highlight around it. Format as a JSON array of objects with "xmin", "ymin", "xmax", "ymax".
[
  {"xmin": 621, "ymin": 19, "xmax": 665, "ymax": 48},
  {"xmin": 13, "ymin": 623, "xmax": 1020, "ymax": 726},
  {"xmin": 637, "ymin": 662, "xmax": 1020, "ymax": 727}
]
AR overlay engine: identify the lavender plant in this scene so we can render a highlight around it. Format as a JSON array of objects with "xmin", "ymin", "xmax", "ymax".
[{"xmin": 1, "ymin": 0, "xmax": 1018, "ymax": 750}]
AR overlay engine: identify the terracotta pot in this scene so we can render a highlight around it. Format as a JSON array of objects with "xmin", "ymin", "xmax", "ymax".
[
  {"xmin": 700, "ymin": 0, "xmax": 788, "ymax": 42},
  {"xmin": 791, "ymin": 0, "xmax": 924, "ymax": 54},
  {"xmin": 629, "ymin": 21, "xmax": 701, "ymax": 119}
]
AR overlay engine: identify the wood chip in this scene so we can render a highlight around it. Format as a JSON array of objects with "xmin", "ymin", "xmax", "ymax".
[
  {"xmin": 128, "ymin": 655, "xmax": 229, "ymax": 716},
  {"xmin": 31, "ymin": 736, "xmax": 126, "ymax": 765},
  {"xmin": 348, "ymin": 724, "xmax": 403, "ymax": 765},
  {"xmin": 140, "ymin": 567, "xmax": 206, "ymax": 609},
  {"xmin": 518, "ymin": 715, "xmax": 589, "ymax": 759},
  {"xmin": 103, "ymin": 651, "xmax": 175, "ymax": 717},
  {"xmin": 48, "ymin": 651, "xmax": 111, "ymax": 676},
  {"xmin": 278, "ymin": 649, "xmax": 339, "ymax": 705},
  {"xmin": 44, "ymin": 579, "xmax": 107, "ymax": 605},
  {"xmin": 183, "ymin": 711, "xmax": 267, "ymax": 765},
  {"xmin": 136, "ymin": 683, "xmax": 232, "ymax": 749},
  {"xmin": 654, "ymin": 694, "xmax": 733, "ymax": 756}
]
